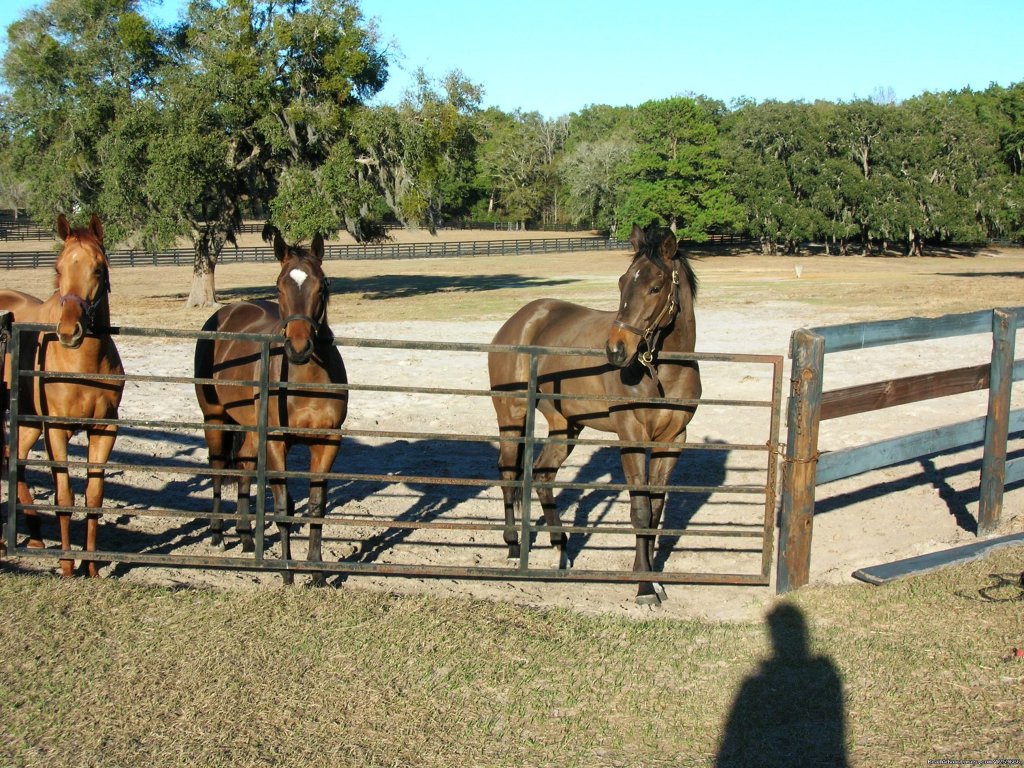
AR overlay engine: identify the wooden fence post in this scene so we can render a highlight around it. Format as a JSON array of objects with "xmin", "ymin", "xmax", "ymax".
[
  {"xmin": 0, "ymin": 311, "xmax": 11, "ymax": 552},
  {"xmin": 978, "ymin": 308, "xmax": 1017, "ymax": 535},
  {"xmin": 777, "ymin": 328, "xmax": 825, "ymax": 593}
]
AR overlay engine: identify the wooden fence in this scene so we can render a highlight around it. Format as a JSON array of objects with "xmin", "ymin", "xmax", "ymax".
[
  {"xmin": 0, "ymin": 236, "xmax": 629, "ymax": 269},
  {"xmin": 776, "ymin": 307, "xmax": 1023, "ymax": 592}
]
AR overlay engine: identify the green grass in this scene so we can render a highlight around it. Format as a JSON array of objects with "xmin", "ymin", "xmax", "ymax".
[{"xmin": 2, "ymin": 546, "xmax": 1022, "ymax": 767}]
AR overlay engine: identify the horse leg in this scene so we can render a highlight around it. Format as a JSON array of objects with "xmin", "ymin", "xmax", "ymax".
[
  {"xmin": 82, "ymin": 425, "xmax": 118, "ymax": 577},
  {"xmin": 532, "ymin": 417, "xmax": 578, "ymax": 553},
  {"xmin": 15, "ymin": 423, "xmax": 43, "ymax": 548},
  {"xmin": 266, "ymin": 439, "xmax": 293, "ymax": 586},
  {"xmin": 45, "ymin": 427, "xmax": 76, "ymax": 578},
  {"xmin": 203, "ymin": 425, "xmax": 230, "ymax": 549},
  {"xmin": 496, "ymin": 422, "xmax": 525, "ymax": 562},
  {"xmin": 620, "ymin": 446, "xmax": 658, "ymax": 605},
  {"xmin": 646, "ymin": 443, "xmax": 684, "ymax": 602},
  {"xmin": 306, "ymin": 439, "xmax": 340, "ymax": 587},
  {"xmin": 234, "ymin": 433, "xmax": 257, "ymax": 554}
]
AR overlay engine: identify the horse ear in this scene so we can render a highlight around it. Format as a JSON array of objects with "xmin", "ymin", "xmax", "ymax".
[
  {"xmin": 273, "ymin": 231, "xmax": 289, "ymax": 263},
  {"xmin": 310, "ymin": 233, "xmax": 324, "ymax": 263},
  {"xmin": 658, "ymin": 229, "xmax": 678, "ymax": 262},
  {"xmin": 56, "ymin": 213, "xmax": 71, "ymax": 241},
  {"xmin": 628, "ymin": 224, "xmax": 645, "ymax": 253},
  {"xmin": 88, "ymin": 213, "xmax": 104, "ymax": 244}
]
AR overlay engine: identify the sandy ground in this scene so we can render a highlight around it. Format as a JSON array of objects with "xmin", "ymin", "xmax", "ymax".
[{"xmin": 2, "ymin": 236, "xmax": 1022, "ymax": 621}]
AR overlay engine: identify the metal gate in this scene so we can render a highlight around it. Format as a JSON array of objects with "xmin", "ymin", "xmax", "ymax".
[{"xmin": 2, "ymin": 319, "xmax": 784, "ymax": 588}]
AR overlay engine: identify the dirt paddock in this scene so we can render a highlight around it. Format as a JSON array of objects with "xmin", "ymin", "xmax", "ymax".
[{"xmin": 2, "ymin": 232, "xmax": 1022, "ymax": 621}]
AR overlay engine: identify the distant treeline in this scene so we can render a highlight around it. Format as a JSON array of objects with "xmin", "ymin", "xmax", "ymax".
[{"xmin": 0, "ymin": 0, "xmax": 1020, "ymax": 269}]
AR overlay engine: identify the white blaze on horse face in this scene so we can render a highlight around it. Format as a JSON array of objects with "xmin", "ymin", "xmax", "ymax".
[{"xmin": 289, "ymin": 268, "xmax": 309, "ymax": 288}]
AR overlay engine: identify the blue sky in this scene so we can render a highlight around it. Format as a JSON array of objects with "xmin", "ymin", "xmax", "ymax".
[{"xmin": 2, "ymin": 0, "xmax": 1021, "ymax": 116}]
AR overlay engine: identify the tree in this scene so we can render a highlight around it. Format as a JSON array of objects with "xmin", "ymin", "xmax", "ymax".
[
  {"xmin": 559, "ymin": 136, "xmax": 634, "ymax": 231},
  {"xmin": 156, "ymin": 0, "xmax": 388, "ymax": 306},
  {"xmin": 352, "ymin": 69, "xmax": 481, "ymax": 232},
  {"xmin": 0, "ymin": 0, "xmax": 162, "ymax": 235},
  {"xmin": 723, "ymin": 100, "xmax": 828, "ymax": 254},
  {"xmin": 0, "ymin": 0, "xmax": 388, "ymax": 307},
  {"xmin": 473, "ymin": 108, "xmax": 563, "ymax": 228},
  {"xmin": 618, "ymin": 97, "xmax": 740, "ymax": 240}
]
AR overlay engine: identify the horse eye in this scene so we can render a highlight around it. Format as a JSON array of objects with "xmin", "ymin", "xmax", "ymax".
[{"xmin": 649, "ymin": 285, "xmax": 662, "ymax": 295}]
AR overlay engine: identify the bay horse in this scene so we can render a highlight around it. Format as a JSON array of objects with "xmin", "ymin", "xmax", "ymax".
[
  {"xmin": 488, "ymin": 224, "xmax": 701, "ymax": 605},
  {"xmin": 0, "ymin": 213, "xmax": 124, "ymax": 577},
  {"xmin": 194, "ymin": 226, "xmax": 347, "ymax": 586}
]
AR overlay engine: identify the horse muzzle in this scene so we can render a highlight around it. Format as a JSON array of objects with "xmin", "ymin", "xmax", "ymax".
[
  {"xmin": 285, "ymin": 339, "xmax": 314, "ymax": 365},
  {"xmin": 56, "ymin": 321, "xmax": 86, "ymax": 349},
  {"xmin": 606, "ymin": 321, "xmax": 642, "ymax": 368},
  {"xmin": 281, "ymin": 314, "xmax": 318, "ymax": 364}
]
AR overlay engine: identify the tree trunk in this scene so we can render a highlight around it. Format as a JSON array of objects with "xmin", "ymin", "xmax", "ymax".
[
  {"xmin": 185, "ymin": 236, "xmax": 218, "ymax": 308},
  {"xmin": 907, "ymin": 228, "xmax": 924, "ymax": 257}
]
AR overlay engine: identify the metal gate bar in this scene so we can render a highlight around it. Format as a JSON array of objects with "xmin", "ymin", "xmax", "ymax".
[{"xmin": 3, "ymin": 321, "xmax": 783, "ymax": 587}]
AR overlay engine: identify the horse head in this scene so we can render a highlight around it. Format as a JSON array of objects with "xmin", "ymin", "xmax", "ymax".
[
  {"xmin": 606, "ymin": 224, "xmax": 684, "ymax": 368},
  {"xmin": 270, "ymin": 227, "xmax": 331, "ymax": 365},
  {"xmin": 53, "ymin": 213, "xmax": 111, "ymax": 348}
]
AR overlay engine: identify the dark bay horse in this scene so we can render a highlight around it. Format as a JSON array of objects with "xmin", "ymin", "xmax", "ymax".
[
  {"xmin": 0, "ymin": 213, "xmax": 124, "ymax": 577},
  {"xmin": 194, "ymin": 227, "xmax": 348, "ymax": 585},
  {"xmin": 488, "ymin": 224, "xmax": 701, "ymax": 604}
]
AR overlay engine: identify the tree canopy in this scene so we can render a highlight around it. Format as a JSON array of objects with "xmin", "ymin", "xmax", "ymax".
[{"xmin": 0, "ymin": 0, "xmax": 1021, "ymax": 304}]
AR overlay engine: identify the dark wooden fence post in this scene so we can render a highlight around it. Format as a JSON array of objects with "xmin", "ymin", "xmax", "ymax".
[
  {"xmin": 777, "ymin": 328, "xmax": 825, "ymax": 593},
  {"xmin": 0, "ymin": 312, "xmax": 12, "ymax": 552},
  {"xmin": 4, "ymin": 314, "xmax": 19, "ymax": 554},
  {"xmin": 978, "ymin": 308, "xmax": 1017, "ymax": 535}
]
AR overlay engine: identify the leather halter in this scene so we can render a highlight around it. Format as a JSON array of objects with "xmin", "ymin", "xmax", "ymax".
[
  {"xmin": 58, "ymin": 289, "xmax": 106, "ymax": 333},
  {"xmin": 612, "ymin": 267, "xmax": 680, "ymax": 376}
]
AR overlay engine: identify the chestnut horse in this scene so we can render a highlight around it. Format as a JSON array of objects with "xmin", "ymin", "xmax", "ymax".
[
  {"xmin": 194, "ymin": 227, "xmax": 347, "ymax": 585},
  {"xmin": 0, "ymin": 213, "xmax": 124, "ymax": 577},
  {"xmin": 488, "ymin": 224, "xmax": 701, "ymax": 604}
]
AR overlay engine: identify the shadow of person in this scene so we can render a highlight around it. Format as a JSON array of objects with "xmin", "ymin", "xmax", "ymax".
[{"xmin": 716, "ymin": 603, "xmax": 849, "ymax": 767}]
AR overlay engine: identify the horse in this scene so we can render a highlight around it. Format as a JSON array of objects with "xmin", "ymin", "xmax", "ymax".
[
  {"xmin": 193, "ymin": 226, "xmax": 348, "ymax": 586},
  {"xmin": 488, "ymin": 224, "xmax": 701, "ymax": 605},
  {"xmin": 0, "ymin": 213, "xmax": 124, "ymax": 577}
]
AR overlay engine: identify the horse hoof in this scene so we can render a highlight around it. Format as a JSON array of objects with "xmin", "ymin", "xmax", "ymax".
[
  {"xmin": 27, "ymin": 538, "xmax": 46, "ymax": 550},
  {"xmin": 506, "ymin": 557, "xmax": 521, "ymax": 567},
  {"xmin": 307, "ymin": 574, "xmax": 327, "ymax": 589},
  {"xmin": 210, "ymin": 534, "xmax": 223, "ymax": 548},
  {"xmin": 635, "ymin": 592, "xmax": 661, "ymax": 607},
  {"xmin": 241, "ymin": 540, "xmax": 255, "ymax": 554},
  {"xmin": 281, "ymin": 571, "xmax": 294, "ymax": 587},
  {"xmin": 654, "ymin": 582, "xmax": 668, "ymax": 602}
]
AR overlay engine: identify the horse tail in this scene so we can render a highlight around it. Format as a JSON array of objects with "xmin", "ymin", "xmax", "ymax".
[
  {"xmin": 509, "ymin": 484, "xmax": 523, "ymax": 516},
  {"xmin": 227, "ymin": 430, "xmax": 243, "ymax": 470}
]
